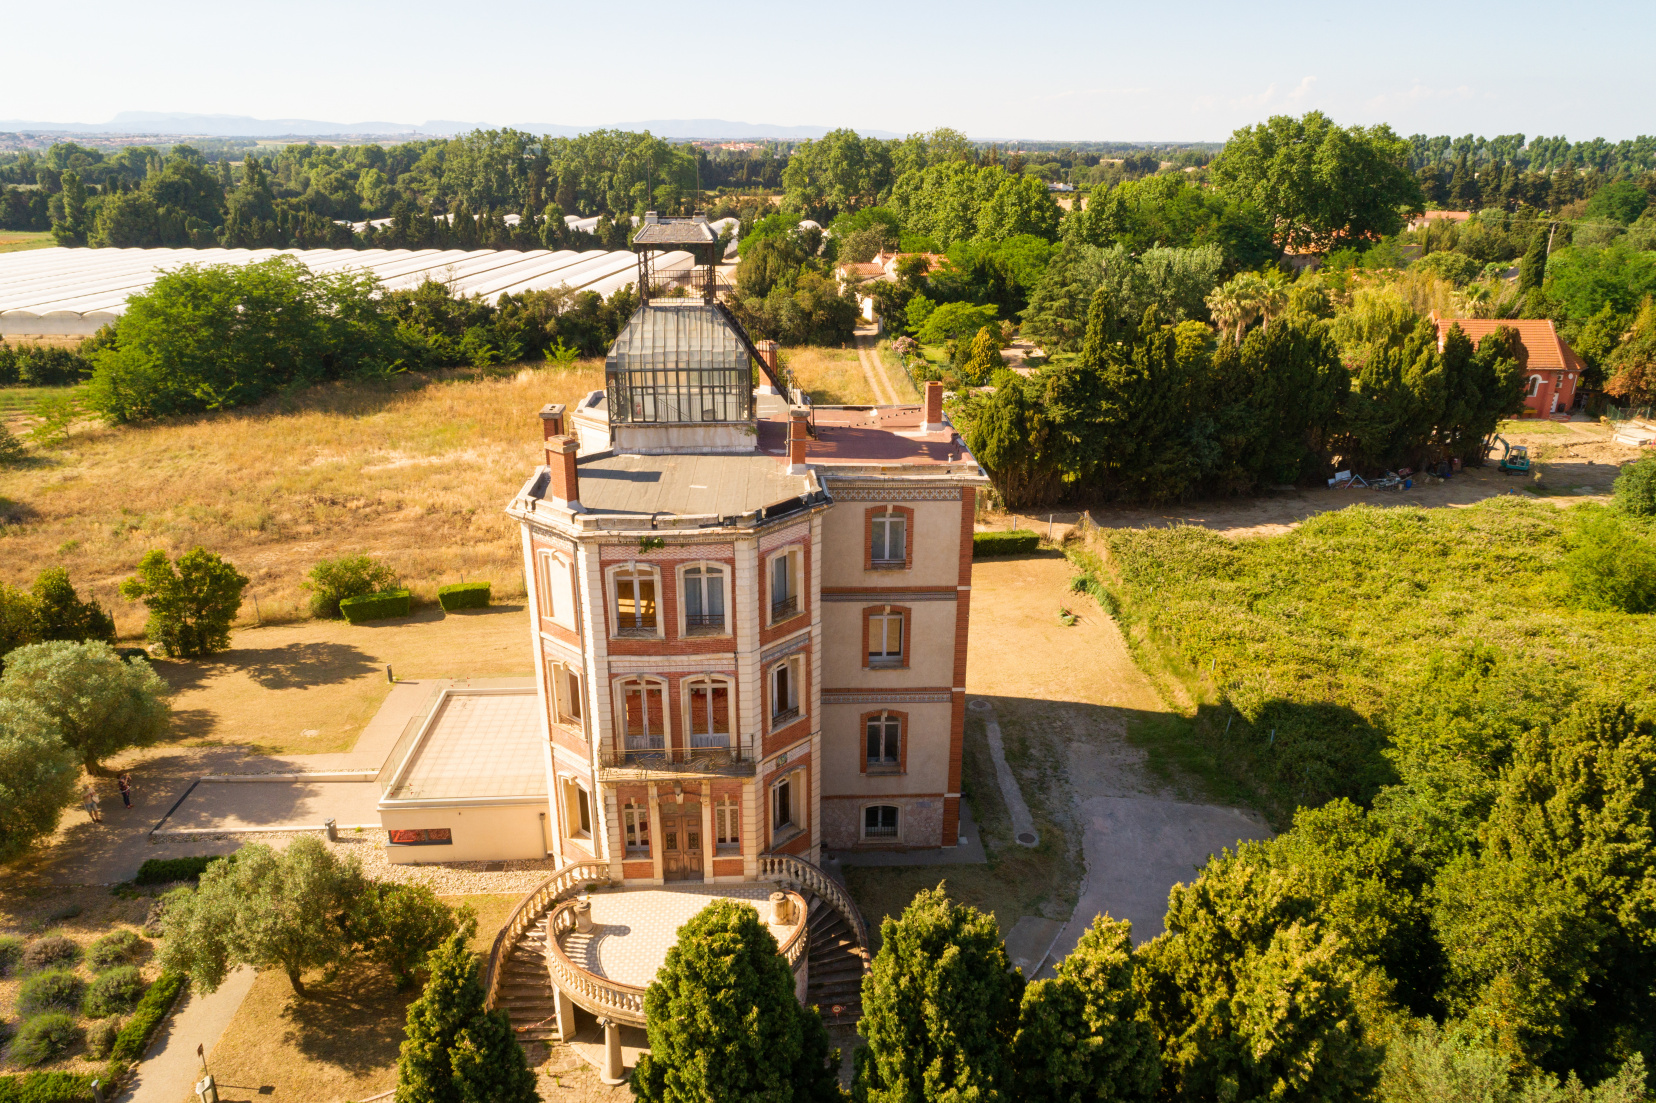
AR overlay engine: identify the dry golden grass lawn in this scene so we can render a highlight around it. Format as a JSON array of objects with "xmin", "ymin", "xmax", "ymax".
[
  {"xmin": 205, "ymin": 894, "xmax": 512, "ymax": 1103},
  {"xmin": 874, "ymin": 340, "xmax": 920, "ymax": 402},
  {"xmin": 1, "ymin": 361, "xmax": 604, "ymax": 639},
  {"xmin": 783, "ymin": 346, "xmax": 874, "ymax": 405},
  {"xmin": 0, "ymin": 231, "xmax": 55, "ymax": 253},
  {"xmin": 154, "ymin": 603, "xmax": 531, "ymax": 755}
]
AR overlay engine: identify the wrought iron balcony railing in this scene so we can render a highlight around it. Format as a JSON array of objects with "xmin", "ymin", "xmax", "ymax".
[{"xmin": 771, "ymin": 595, "xmax": 799, "ymax": 621}]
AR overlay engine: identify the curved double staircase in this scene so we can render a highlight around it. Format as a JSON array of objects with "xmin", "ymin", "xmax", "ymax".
[{"xmin": 483, "ymin": 855, "xmax": 871, "ymax": 1058}]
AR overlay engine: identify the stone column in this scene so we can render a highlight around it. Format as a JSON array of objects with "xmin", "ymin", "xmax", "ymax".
[
  {"xmin": 647, "ymin": 781, "xmax": 663, "ymax": 883},
  {"xmin": 553, "ymin": 986, "xmax": 576, "ymax": 1043},
  {"xmin": 700, "ymin": 780, "xmax": 714, "ymax": 879},
  {"xmin": 599, "ymin": 1018, "xmax": 625, "ymax": 1085}
]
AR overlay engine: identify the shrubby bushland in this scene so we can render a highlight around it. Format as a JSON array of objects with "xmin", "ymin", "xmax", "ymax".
[{"xmin": 8, "ymin": 1012, "xmax": 82, "ymax": 1066}]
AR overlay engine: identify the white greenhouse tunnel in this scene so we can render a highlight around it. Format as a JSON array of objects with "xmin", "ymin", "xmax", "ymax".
[{"xmin": 0, "ymin": 246, "xmax": 688, "ymax": 338}]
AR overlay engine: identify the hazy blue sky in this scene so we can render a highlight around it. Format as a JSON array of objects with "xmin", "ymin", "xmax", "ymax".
[{"xmin": 4, "ymin": 0, "xmax": 1650, "ymax": 140}]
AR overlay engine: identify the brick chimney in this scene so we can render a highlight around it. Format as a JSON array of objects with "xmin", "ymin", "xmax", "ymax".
[
  {"xmin": 539, "ymin": 403, "xmax": 566, "ymax": 440},
  {"xmin": 546, "ymin": 436, "xmax": 582, "ymax": 512},
  {"xmin": 920, "ymin": 380, "xmax": 945, "ymax": 432},
  {"xmin": 757, "ymin": 340, "xmax": 781, "ymax": 395},
  {"xmin": 786, "ymin": 406, "xmax": 810, "ymax": 475}
]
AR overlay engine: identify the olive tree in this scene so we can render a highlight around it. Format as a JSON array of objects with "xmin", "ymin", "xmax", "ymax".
[
  {"xmin": 0, "ymin": 699, "xmax": 79, "ymax": 862},
  {"xmin": 159, "ymin": 836, "xmax": 367, "ymax": 996},
  {"xmin": 0, "ymin": 639, "xmax": 170, "ymax": 770}
]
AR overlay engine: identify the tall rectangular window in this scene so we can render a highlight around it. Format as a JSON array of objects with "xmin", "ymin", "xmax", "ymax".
[
  {"xmin": 765, "ymin": 546, "xmax": 798, "ymax": 622},
  {"xmin": 566, "ymin": 781, "xmax": 592, "ymax": 838},
  {"xmin": 716, "ymin": 797, "xmax": 740, "ymax": 849},
  {"xmin": 871, "ymin": 513, "xmax": 906, "ymax": 566},
  {"xmin": 564, "ymin": 670, "xmax": 582, "ymax": 721},
  {"xmin": 865, "ymin": 712, "xmax": 902, "ymax": 771},
  {"xmin": 771, "ymin": 659, "xmax": 799, "ymax": 725},
  {"xmin": 773, "ymin": 776, "xmax": 794, "ymax": 830},
  {"xmin": 615, "ymin": 568, "xmax": 657, "ymax": 635},
  {"xmin": 687, "ymin": 677, "xmax": 731, "ymax": 749},
  {"xmin": 684, "ymin": 565, "xmax": 726, "ymax": 633},
  {"xmin": 622, "ymin": 679, "xmax": 666, "ymax": 752},
  {"xmin": 869, "ymin": 612, "xmax": 904, "ymax": 667},
  {"xmin": 624, "ymin": 804, "xmax": 650, "ymax": 855}
]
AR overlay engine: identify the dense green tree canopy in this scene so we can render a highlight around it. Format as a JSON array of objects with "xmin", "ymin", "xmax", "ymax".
[
  {"xmin": 1211, "ymin": 111, "xmax": 1424, "ymax": 252},
  {"xmin": 0, "ymin": 699, "xmax": 79, "ymax": 863},
  {"xmin": 0, "ymin": 640, "xmax": 170, "ymax": 770}
]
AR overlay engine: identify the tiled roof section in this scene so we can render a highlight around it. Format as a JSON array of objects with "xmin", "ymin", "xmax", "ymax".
[
  {"xmin": 755, "ymin": 396, "xmax": 970, "ymax": 467},
  {"xmin": 605, "ymin": 301, "xmax": 750, "ymax": 374},
  {"xmin": 1421, "ymin": 210, "xmax": 1471, "ymax": 222},
  {"xmin": 1434, "ymin": 317, "xmax": 1585, "ymax": 373},
  {"xmin": 631, "ymin": 221, "xmax": 718, "ymax": 246}
]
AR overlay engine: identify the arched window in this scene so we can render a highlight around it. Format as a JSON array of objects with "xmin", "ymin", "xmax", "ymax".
[
  {"xmin": 618, "ymin": 677, "xmax": 667, "ymax": 754},
  {"xmin": 685, "ymin": 675, "xmax": 732, "ymax": 749},
  {"xmin": 864, "ymin": 805, "xmax": 899, "ymax": 840}
]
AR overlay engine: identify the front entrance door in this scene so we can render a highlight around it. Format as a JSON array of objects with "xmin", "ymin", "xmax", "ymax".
[{"xmin": 661, "ymin": 804, "xmax": 704, "ymax": 882}]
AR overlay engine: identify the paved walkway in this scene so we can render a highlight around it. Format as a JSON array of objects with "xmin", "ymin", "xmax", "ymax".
[
  {"xmin": 563, "ymin": 884, "xmax": 795, "ymax": 987},
  {"xmin": 970, "ymin": 699, "xmax": 1039, "ymax": 847},
  {"xmin": 118, "ymin": 966, "xmax": 257, "ymax": 1103}
]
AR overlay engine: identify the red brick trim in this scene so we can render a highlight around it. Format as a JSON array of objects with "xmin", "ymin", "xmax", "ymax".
[
  {"xmin": 859, "ymin": 709, "xmax": 908, "ymax": 774},
  {"xmin": 864, "ymin": 505, "xmax": 915, "ymax": 571},
  {"xmin": 862, "ymin": 604, "xmax": 912, "ymax": 670},
  {"xmin": 621, "ymin": 860, "xmax": 654, "ymax": 881},
  {"xmin": 712, "ymin": 857, "xmax": 745, "ymax": 877},
  {"xmin": 944, "ymin": 490, "xmax": 975, "ymax": 846}
]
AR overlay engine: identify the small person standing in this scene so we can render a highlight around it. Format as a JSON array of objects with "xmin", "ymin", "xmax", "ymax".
[
  {"xmin": 84, "ymin": 785, "xmax": 103, "ymax": 824},
  {"xmin": 118, "ymin": 774, "xmax": 133, "ymax": 809}
]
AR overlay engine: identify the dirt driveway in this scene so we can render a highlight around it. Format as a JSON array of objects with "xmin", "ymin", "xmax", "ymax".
[{"xmin": 965, "ymin": 552, "xmax": 1271, "ymax": 960}]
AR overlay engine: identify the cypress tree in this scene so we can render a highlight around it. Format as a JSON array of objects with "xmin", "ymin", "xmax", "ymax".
[
  {"xmin": 853, "ymin": 885, "xmax": 1022, "ymax": 1103},
  {"xmin": 395, "ymin": 934, "xmax": 536, "ymax": 1103},
  {"xmin": 958, "ymin": 325, "xmax": 1004, "ymax": 386},
  {"xmin": 1519, "ymin": 231, "xmax": 1549, "ymax": 293},
  {"xmin": 633, "ymin": 898, "xmax": 840, "ymax": 1103},
  {"xmin": 1012, "ymin": 916, "xmax": 1160, "ymax": 1103}
]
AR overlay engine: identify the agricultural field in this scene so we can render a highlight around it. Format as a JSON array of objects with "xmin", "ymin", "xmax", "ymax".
[
  {"xmin": 0, "ymin": 361, "xmax": 604, "ymax": 638},
  {"xmin": 0, "ymin": 232, "xmax": 54, "ymax": 254}
]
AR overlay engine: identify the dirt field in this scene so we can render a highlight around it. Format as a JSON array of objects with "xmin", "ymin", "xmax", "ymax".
[
  {"xmin": 845, "ymin": 551, "xmax": 1191, "ymax": 943},
  {"xmin": 151, "ymin": 603, "xmax": 532, "ymax": 756},
  {"xmin": 1, "ymin": 362, "xmax": 603, "ymax": 637},
  {"xmin": 0, "ymin": 231, "xmax": 55, "ymax": 254},
  {"xmin": 990, "ymin": 418, "xmax": 1647, "ymax": 541}
]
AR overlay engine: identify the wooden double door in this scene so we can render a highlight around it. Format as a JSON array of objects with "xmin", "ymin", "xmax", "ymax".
[{"xmin": 660, "ymin": 802, "xmax": 704, "ymax": 882}]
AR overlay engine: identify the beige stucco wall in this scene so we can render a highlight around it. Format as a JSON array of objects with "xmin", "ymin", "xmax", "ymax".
[
  {"xmin": 820, "ymin": 701, "xmax": 953, "ymax": 794},
  {"xmin": 381, "ymin": 803, "xmax": 549, "ymax": 864},
  {"xmin": 819, "ymin": 498, "xmax": 962, "ymax": 588},
  {"xmin": 820, "ymin": 601, "xmax": 957, "ymax": 688}
]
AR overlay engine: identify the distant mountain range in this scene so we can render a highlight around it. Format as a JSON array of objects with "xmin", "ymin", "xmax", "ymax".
[{"xmin": 0, "ymin": 112, "xmax": 903, "ymax": 141}]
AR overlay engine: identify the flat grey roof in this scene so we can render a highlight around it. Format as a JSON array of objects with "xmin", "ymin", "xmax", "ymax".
[
  {"xmin": 575, "ymin": 451, "xmax": 813, "ymax": 517},
  {"xmin": 632, "ymin": 221, "xmax": 718, "ymax": 246}
]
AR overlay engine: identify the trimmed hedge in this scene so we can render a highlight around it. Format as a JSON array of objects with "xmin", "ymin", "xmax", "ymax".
[
  {"xmin": 972, "ymin": 530, "xmax": 1041, "ymax": 557},
  {"xmin": 0, "ymin": 1071, "xmax": 101, "ymax": 1103},
  {"xmin": 437, "ymin": 581, "xmax": 491, "ymax": 611},
  {"xmin": 134, "ymin": 854, "xmax": 231, "ymax": 885},
  {"xmin": 339, "ymin": 589, "xmax": 412, "ymax": 623},
  {"xmin": 109, "ymin": 971, "xmax": 186, "ymax": 1062}
]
